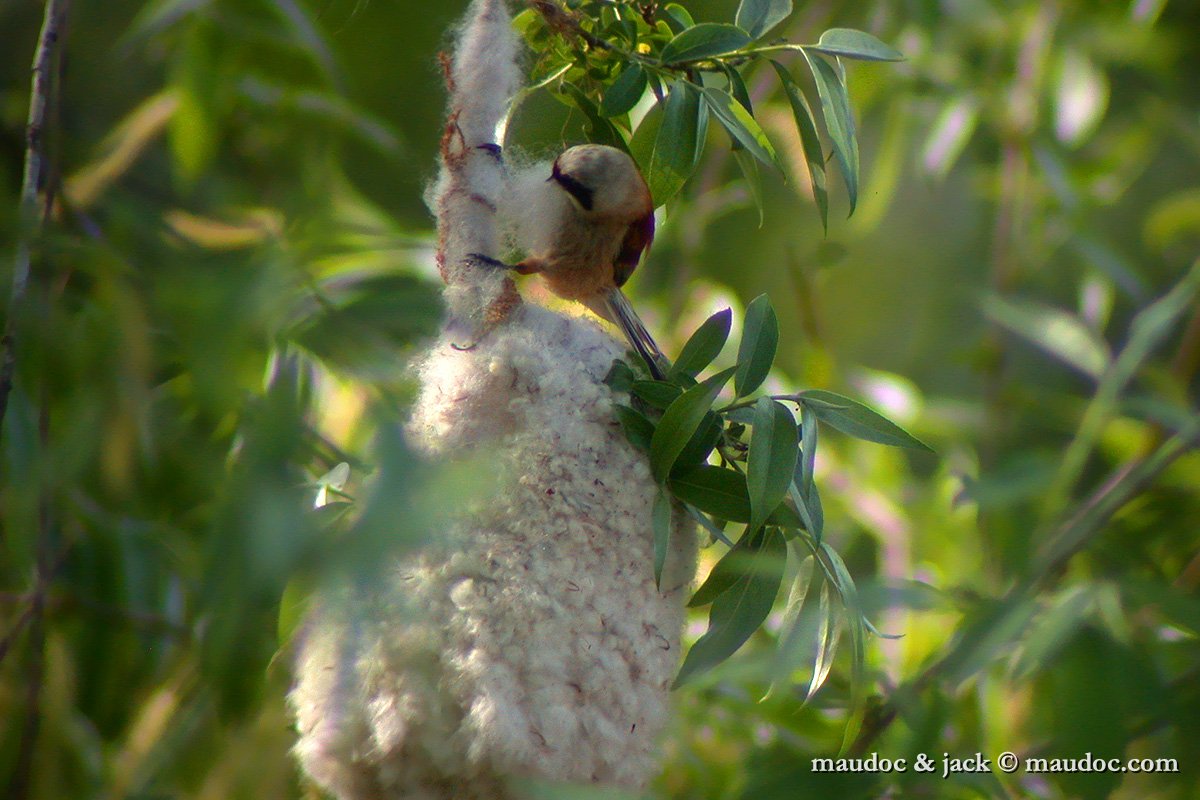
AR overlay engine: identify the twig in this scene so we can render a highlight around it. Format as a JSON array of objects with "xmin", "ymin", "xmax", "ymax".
[{"xmin": 0, "ymin": 0, "xmax": 71, "ymax": 452}]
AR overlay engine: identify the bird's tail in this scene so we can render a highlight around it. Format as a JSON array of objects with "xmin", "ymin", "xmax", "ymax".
[{"xmin": 596, "ymin": 287, "xmax": 669, "ymax": 380}]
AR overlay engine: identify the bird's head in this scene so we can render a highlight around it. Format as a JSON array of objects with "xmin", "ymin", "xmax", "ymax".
[{"xmin": 549, "ymin": 144, "xmax": 651, "ymax": 219}]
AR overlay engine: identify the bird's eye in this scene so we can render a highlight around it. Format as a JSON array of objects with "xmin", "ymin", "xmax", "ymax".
[{"xmin": 551, "ymin": 164, "xmax": 595, "ymax": 211}]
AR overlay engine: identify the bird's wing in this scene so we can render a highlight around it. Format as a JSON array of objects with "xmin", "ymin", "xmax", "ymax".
[{"xmin": 612, "ymin": 211, "xmax": 655, "ymax": 288}]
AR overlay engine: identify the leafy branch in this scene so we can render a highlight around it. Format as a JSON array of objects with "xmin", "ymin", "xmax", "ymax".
[
  {"xmin": 605, "ymin": 295, "xmax": 929, "ymax": 744},
  {"xmin": 517, "ymin": 0, "xmax": 902, "ymax": 227}
]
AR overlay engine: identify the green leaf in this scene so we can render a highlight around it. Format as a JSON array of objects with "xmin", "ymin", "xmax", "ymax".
[
  {"xmin": 672, "ymin": 465, "xmax": 744, "ymax": 522},
  {"xmin": 673, "ymin": 308, "xmax": 732, "ymax": 378},
  {"xmin": 983, "ymin": 295, "xmax": 1111, "ymax": 379},
  {"xmin": 797, "ymin": 402, "xmax": 823, "ymax": 541},
  {"xmin": 770, "ymin": 60, "xmax": 828, "ymax": 231},
  {"xmin": 613, "ymin": 404, "xmax": 656, "ymax": 451},
  {"xmin": 660, "ymin": 23, "xmax": 752, "ymax": 64},
  {"xmin": 661, "ymin": 3, "xmax": 695, "ymax": 34},
  {"xmin": 601, "ymin": 63, "xmax": 648, "ymax": 118},
  {"xmin": 560, "ymin": 82, "xmax": 627, "ymax": 150},
  {"xmin": 631, "ymin": 380, "xmax": 683, "ymax": 409},
  {"xmin": 675, "ymin": 411, "xmax": 724, "ymax": 470},
  {"xmin": 798, "ymin": 390, "xmax": 932, "ymax": 451},
  {"xmin": 650, "ymin": 367, "xmax": 736, "ymax": 483},
  {"xmin": 700, "ymin": 87, "xmax": 781, "ymax": 172},
  {"xmin": 630, "ymin": 81, "xmax": 702, "ymax": 207},
  {"xmin": 801, "ymin": 51, "xmax": 859, "ymax": 214},
  {"xmin": 689, "ymin": 527, "xmax": 756, "ymax": 608},
  {"xmin": 735, "ymin": 294, "xmax": 779, "ymax": 397},
  {"xmin": 733, "ymin": 149, "xmax": 766, "ymax": 227},
  {"xmin": 277, "ymin": 574, "xmax": 314, "ymax": 647},
  {"xmin": 765, "ymin": 550, "xmax": 813, "ymax": 697},
  {"xmin": 670, "ymin": 465, "xmax": 752, "ymax": 522},
  {"xmin": 747, "ymin": 399, "xmax": 800, "ymax": 531},
  {"xmin": 735, "ymin": 0, "xmax": 793, "ymax": 40},
  {"xmin": 670, "ymin": 464, "xmax": 803, "ymax": 527},
  {"xmin": 604, "ymin": 359, "xmax": 636, "ymax": 393},
  {"xmin": 675, "ymin": 527, "xmax": 786, "ymax": 685},
  {"xmin": 809, "ymin": 28, "xmax": 904, "ymax": 62},
  {"xmin": 653, "ymin": 490, "xmax": 672, "ymax": 588}
]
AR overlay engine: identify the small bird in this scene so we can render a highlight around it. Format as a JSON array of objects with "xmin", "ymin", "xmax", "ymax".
[{"xmin": 474, "ymin": 144, "xmax": 668, "ymax": 379}]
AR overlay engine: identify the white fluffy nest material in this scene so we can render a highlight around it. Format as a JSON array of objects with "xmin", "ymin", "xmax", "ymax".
[{"xmin": 288, "ymin": 1, "xmax": 697, "ymax": 798}]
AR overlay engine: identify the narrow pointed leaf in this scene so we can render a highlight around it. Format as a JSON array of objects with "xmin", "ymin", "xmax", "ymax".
[
  {"xmin": 733, "ymin": 149, "xmax": 766, "ymax": 227},
  {"xmin": 660, "ymin": 23, "xmax": 752, "ymax": 64},
  {"xmin": 735, "ymin": 294, "xmax": 779, "ymax": 397},
  {"xmin": 670, "ymin": 465, "xmax": 751, "ymax": 522},
  {"xmin": 613, "ymin": 404, "xmax": 656, "ymax": 451},
  {"xmin": 675, "ymin": 528, "xmax": 786, "ymax": 685},
  {"xmin": 748, "ymin": 399, "xmax": 800, "ymax": 531},
  {"xmin": 799, "ymin": 389, "xmax": 932, "ymax": 451},
  {"xmin": 653, "ymin": 490, "xmax": 672, "ymax": 588},
  {"xmin": 765, "ymin": 551, "xmax": 814, "ymax": 697},
  {"xmin": 630, "ymin": 81, "xmax": 702, "ymax": 206},
  {"xmin": 736, "ymin": 0, "xmax": 793, "ymax": 39},
  {"xmin": 801, "ymin": 51, "xmax": 859, "ymax": 213},
  {"xmin": 650, "ymin": 366, "xmax": 736, "ymax": 482},
  {"xmin": 700, "ymin": 87, "xmax": 781, "ymax": 172},
  {"xmin": 601, "ymin": 63, "xmax": 648, "ymax": 117},
  {"xmin": 770, "ymin": 60, "xmax": 828, "ymax": 231},
  {"xmin": 632, "ymin": 380, "xmax": 683, "ymax": 409},
  {"xmin": 810, "ymin": 28, "xmax": 904, "ymax": 62},
  {"xmin": 673, "ymin": 308, "xmax": 733, "ymax": 378}
]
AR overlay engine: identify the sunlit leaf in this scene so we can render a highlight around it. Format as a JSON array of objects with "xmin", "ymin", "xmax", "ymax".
[
  {"xmin": 700, "ymin": 87, "xmax": 781, "ymax": 172},
  {"xmin": 798, "ymin": 390, "xmax": 932, "ymax": 451},
  {"xmin": 809, "ymin": 28, "xmax": 904, "ymax": 62},
  {"xmin": 983, "ymin": 294, "xmax": 1112, "ymax": 379}
]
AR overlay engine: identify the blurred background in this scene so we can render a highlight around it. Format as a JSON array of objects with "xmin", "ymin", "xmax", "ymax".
[{"xmin": 1, "ymin": 0, "xmax": 1198, "ymax": 798}]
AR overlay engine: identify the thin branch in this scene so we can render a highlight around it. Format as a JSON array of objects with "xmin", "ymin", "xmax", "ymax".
[{"xmin": 0, "ymin": 0, "xmax": 71, "ymax": 451}]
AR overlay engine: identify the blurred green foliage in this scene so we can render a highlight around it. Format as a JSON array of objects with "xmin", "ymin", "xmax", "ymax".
[{"xmin": 2, "ymin": 1, "xmax": 1199, "ymax": 799}]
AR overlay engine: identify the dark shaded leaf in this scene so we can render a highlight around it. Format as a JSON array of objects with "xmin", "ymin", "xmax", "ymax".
[
  {"xmin": 601, "ymin": 63, "xmax": 648, "ymax": 117},
  {"xmin": 735, "ymin": 294, "xmax": 779, "ymax": 397},
  {"xmin": 653, "ymin": 490, "xmax": 672, "ymax": 588},
  {"xmin": 650, "ymin": 367, "xmax": 736, "ymax": 482},
  {"xmin": 747, "ymin": 399, "xmax": 799, "ymax": 531},
  {"xmin": 673, "ymin": 308, "xmax": 732, "ymax": 378},
  {"xmin": 675, "ymin": 528, "xmax": 786, "ymax": 685},
  {"xmin": 660, "ymin": 23, "xmax": 752, "ymax": 64},
  {"xmin": 630, "ymin": 81, "xmax": 702, "ymax": 206}
]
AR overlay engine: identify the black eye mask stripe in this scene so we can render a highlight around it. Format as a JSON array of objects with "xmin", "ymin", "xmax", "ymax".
[{"xmin": 550, "ymin": 163, "xmax": 595, "ymax": 211}]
